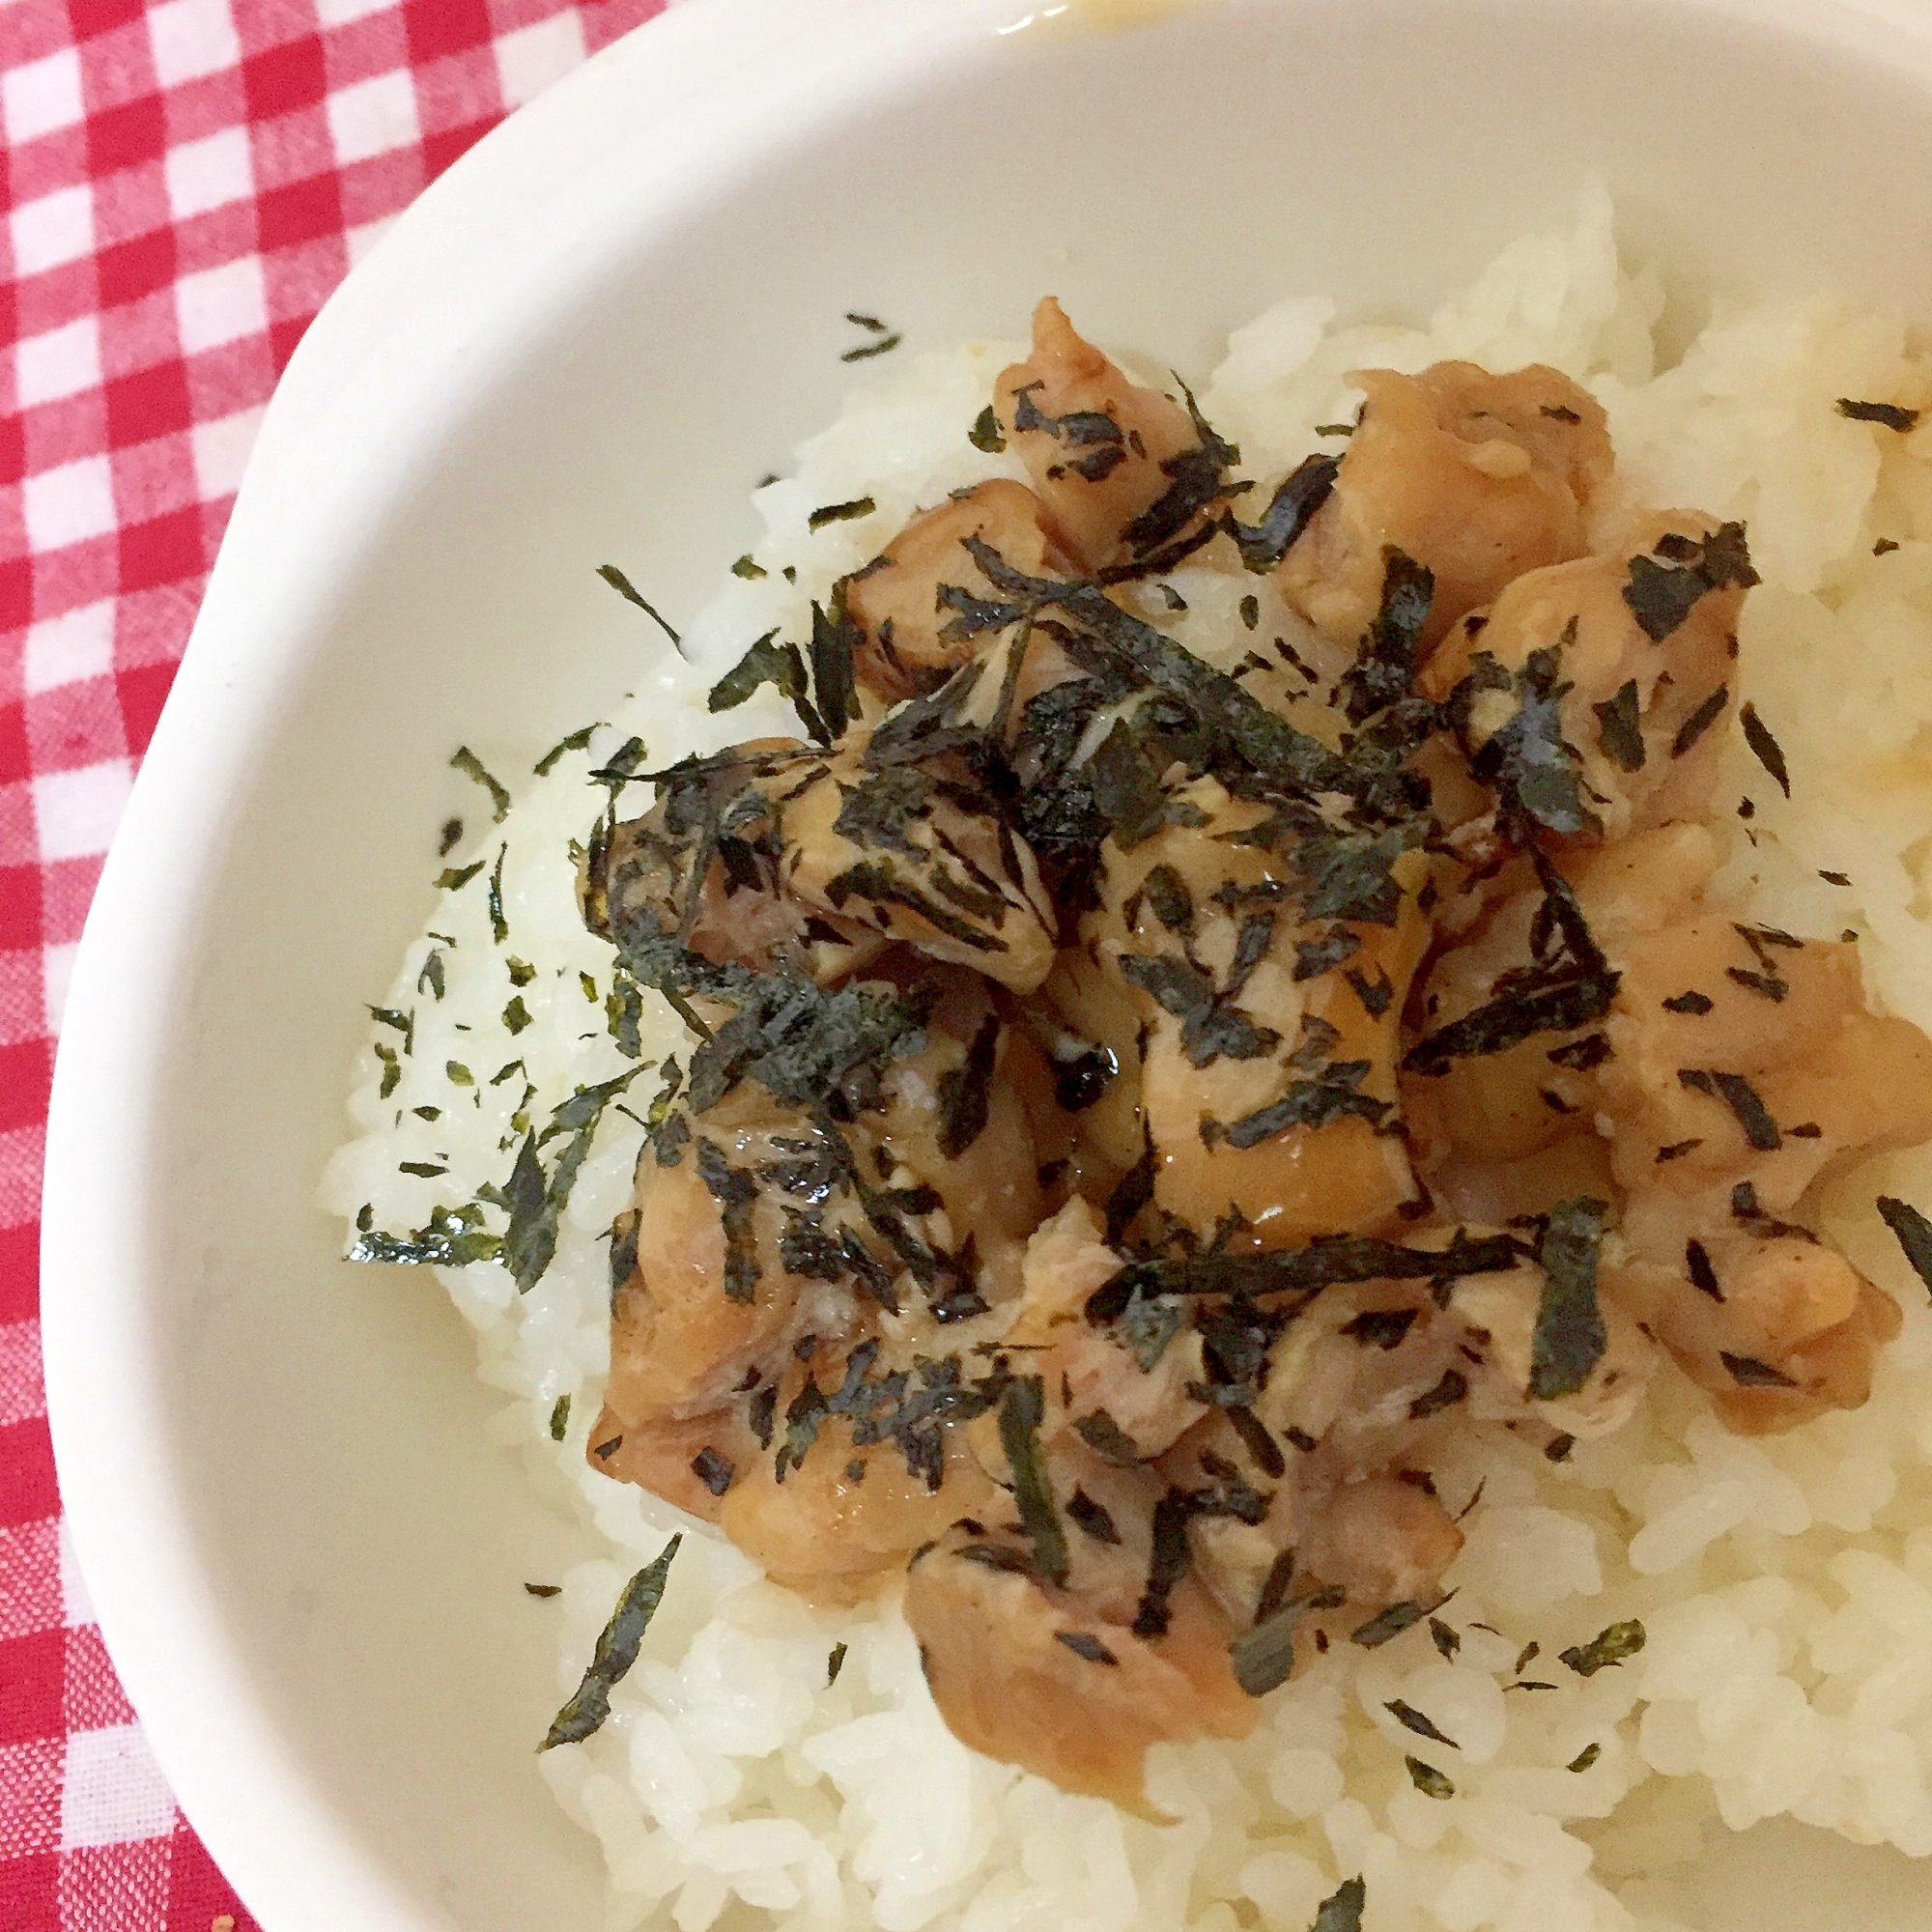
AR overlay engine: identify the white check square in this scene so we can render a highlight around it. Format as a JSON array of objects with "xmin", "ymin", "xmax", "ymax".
[
  {"xmin": 22, "ymin": 457, "xmax": 116, "ymax": 551},
  {"xmin": 11, "ymin": 184, "xmax": 94, "ymax": 277},
  {"xmin": 165, "ymin": 126, "xmax": 254, "ymax": 221},
  {"xmin": 176, "ymin": 255, "xmax": 268, "ymax": 355},
  {"xmin": 327, "ymin": 70, "xmax": 420, "ymax": 167},
  {"xmin": 14, "ymin": 314, "xmax": 101, "ymax": 408},
  {"xmin": 60, "ymin": 1726, "xmax": 177, "ymax": 1849},
  {"xmin": 148, "ymin": 0, "xmax": 242, "ymax": 87},
  {"xmin": 2, "ymin": 47, "xmax": 85, "ymax": 145}
]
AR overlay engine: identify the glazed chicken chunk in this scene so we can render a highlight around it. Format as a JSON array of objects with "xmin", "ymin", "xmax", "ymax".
[
  {"xmin": 578, "ymin": 304, "xmax": 1932, "ymax": 1804},
  {"xmin": 992, "ymin": 297, "xmax": 1211, "ymax": 573},
  {"xmin": 1278, "ymin": 361, "xmax": 1611, "ymax": 654}
]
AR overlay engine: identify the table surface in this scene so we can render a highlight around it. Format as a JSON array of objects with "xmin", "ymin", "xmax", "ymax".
[{"xmin": 0, "ymin": 1, "xmax": 664, "ymax": 1922}]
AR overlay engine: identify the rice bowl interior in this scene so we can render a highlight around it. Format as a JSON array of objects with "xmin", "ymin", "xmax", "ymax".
[
  {"xmin": 40, "ymin": 3, "xmax": 1932, "ymax": 1930},
  {"xmin": 316, "ymin": 182, "xmax": 1932, "ymax": 1932}
]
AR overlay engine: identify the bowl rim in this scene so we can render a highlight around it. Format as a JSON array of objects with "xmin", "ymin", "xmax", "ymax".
[{"xmin": 39, "ymin": 0, "xmax": 1932, "ymax": 1924}]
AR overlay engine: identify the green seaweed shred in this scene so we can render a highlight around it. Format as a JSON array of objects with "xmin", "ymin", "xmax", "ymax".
[
  {"xmin": 349, "ymin": 1201, "xmax": 499, "ymax": 1267},
  {"xmin": 534, "ymin": 724, "xmax": 600, "ymax": 776},
  {"xmin": 1308, "ymin": 1875, "xmax": 1366, "ymax": 1932},
  {"xmin": 450, "ymin": 745, "xmax": 510, "ymax": 822},
  {"xmin": 1529, "ymin": 1196, "xmax": 1608, "ymax": 1400},
  {"xmin": 1878, "ymin": 1196, "xmax": 1932, "ymax": 1296},
  {"xmin": 1000, "ymin": 1378, "xmax": 1069, "ymax": 1586},
  {"xmin": 596, "ymin": 564, "xmax": 681, "ymax": 646},
  {"xmin": 539, "ymin": 1535, "xmax": 681, "ymax": 1749},
  {"xmin": 1558, "ymin": 1619, "xmax": 1645, "ymax": 1677}
]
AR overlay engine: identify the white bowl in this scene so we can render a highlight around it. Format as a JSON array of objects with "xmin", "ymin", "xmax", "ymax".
[{"xmin": 40, "ymin": 0, "xmax": 1932, "ymax": 1924}]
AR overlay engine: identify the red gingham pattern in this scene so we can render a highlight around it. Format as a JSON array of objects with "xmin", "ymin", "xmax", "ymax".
[{"xmin": 1, "ymin": 1, "xmax": 665, "ymax": 1921}]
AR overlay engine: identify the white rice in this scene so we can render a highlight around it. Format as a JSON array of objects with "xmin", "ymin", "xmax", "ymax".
[{"xmin": 320, "ymin": 182, "xmax": 1932, "ymax": 1932}]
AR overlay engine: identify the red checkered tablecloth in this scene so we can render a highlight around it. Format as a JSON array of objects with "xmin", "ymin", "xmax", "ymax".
[{"xmin": 0, "ymin": 1, "xmax": 665, "ymax": 1922}]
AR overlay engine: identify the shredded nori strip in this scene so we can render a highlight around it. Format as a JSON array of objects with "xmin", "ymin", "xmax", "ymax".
[
  {"xmin": 1670, "ymin": 685, "xmax": 1729, "ymax": 757},
  {"xmin": 1548, "ymin": 1032, "xmax": 1611, "ymax": 1071},
  {"xmin": 1255, "ymin": 1550, "xmax": 1296, "ymax": 1623},
  {"xmin": 824, "ymin": 859, "xmax": 1007, "ymax": 952},
  {"xmin": 1663, "ymin": 990, "xmax": 1714, "ymax": 1014},
  {"xmin": 707, "ymin": 632, "xmax": 827, "ymax": 742},
  {"xmin": 1451, "ymin": 642, "xmax": 1596, "ymax": 838},
  {"xmin": 1104, "ymin": 1146, "xmax": 1155, "ymax": 1248},
  {"xmin": 1121, "ymin": 951, "xmax": 1279, "ymax": 1067},
  {"xmin": 1558, "ymin": 1619, "xmax": 1646, "ymax": 1676},
  {"xmin": 1405, "ymin": 975, "xmax": 1614, "ymax": 1076},
  {"xmin": 968, "ymin": 406, "xmax": 1007, "ymax": 453},
  {"xmin": 1226, "ymin": 1404, "xmax": 1287, "ymax": 1478},
  {"xmin": 1309, "ymin": 1876, "xmax": 1367, "ymax": 1932},
  {"xmin": 1294, "ymin": 927, "xmax": 1362, "ymax": 982},
  {"xmin": 1529, "ymin": 1196, "xmax": 1608, "ymax": 1400},
  {"xmin": 1120, "ymin": 378, "xmax": 1239, "ymax": 557},
  {"xmin": 1621, "ymin": 523, "xmax": 1758, "ymax": 642},
  {"xmin": 1739, "ymin": 699, "xmax": 1793, "ymax": 796},
  {"xmin": 1347, "ymin": 967, "xmax": 1393, "ymax": 1017},
  {"xmin": 349, "ymin": 1200, "xmax": 499, "ymax": 1268},
  {"xmin": 1118, "ymin": 1289, "xmax": 1185, "ymax": 1371},
  {"xmin": 1385, "ymin": 1698, "xmax": 1457, "ymax": 1747},
  {"xmin": 1592, "ymin": 678, "xmax": 1646, "ymax": 772},
  {"xmin": 1141, "ymin": 862, "xmax": 1194, "ymax": 933},
  {"xmin": 810, "ymin": 596, "xmax": 861, "ymax": 740},
  {"xmin": 1685, "ymin": 1237, "xmax": 1722, "ymax": 1299},
  {"xmin": 1341, "ymin": 1308, "xmax": 1418, "ymax": 1350},
  {"xmin": 960, "ymin": 537, "xmax": 1416, "ymax": 818},
  {"xmin": 1087, "ymin": 1230, "xmax": 1524, "ymax": 1321},
  {"xmin": 1132, "ymin": 1487, "xmax": 1201, "ymax": 1638},
  {"xmin": 1721, "ymin": 1350, "xmax": 1798, "ymax": 1388},
  {"xmin": 450, "ymin": 745, "xmax": 510, "ymax": 821},
  {"xmin": 748, "ymin": 1384, "xmax": 777, "ymax": 1448},
  {"xmin": 1407, "ymin": 1369, "xmax": 1467, "ymax": 1419},
  {"xmin": 1341, "ymin": 549, "xmax": 1434, "ymax": 724},
  {"xmin": 999, "ymin": 1378, "xmax": 1068, "ymax": 1586},
  {"xmin": 483, "ymin": 1068, "xmax": 644, "ymax": 1292},
  {"xmin": 1225, "ymin": 454, "xmax": 1339, "ymax": 572},
  {"xmin": 1201, "ymin": 1058, "xmax": 1388, "ymax": 1147},
  {"xmin": 1678, "ymin": 1067, "xmax": 1781, "ymax": 1150},
  {"xmin": 937, "ymin": 1014, "xmax": 1001, "ymax": 1160},
  {"xmin": 596, "ymin": 564, "xmax": 682, "ymax": 646},
  {"xmin": 540, "ymin": 1535, "xmax": 681, "ymax": 1749},
  {"xmin": 827, "ymin": 1641, "xmax": 848, "ymax": 1684},
  {"xmin": 1877, "ymin": 1196, "xmax": 1932, "ymax": 1296},
  {"xmin": 1066, "ymin": 1487, "xmax": 1121, "ymax": 1544},
  {"xmin": 1073, "ymin": 1409, "xmax": 1144, "ymax": 1463},
  {"xmin": 1405, "ymin": 852, "xmax": 1617, "ymax": 1075},
  {"xmin": 1055, "ymin": 1630, "xmax": 1120, "ymax": 1665},
  {"xmin": 1406, "ymin": 1758, "xmax": 1455, "ymax": 1800},
  {"xmin": 1228, "ymin": 1582, "xmax": 1346, "ymax": 1694},
  {"xmin": 809, "ymin": 496, "xmax": 876, "ymax": 531},
  {"xmin": 1837, "ymin": 397, "xmax": 1921, "ymax": 432},
  {"xmin": 690, "ymin": 1447, "xmax": 735, "ymax": 1495},
  {"xmin": 694, "ymin": 1138, "xmax": 761, "ymax": 1302},
  {"xmin": 1568, "ymin": 1743, "xmax": 1602, "ymax": 1773},
  {"xmin": 1352, "ymin": 1599, "xmax": 1431, "ymax": 1648},
  {"xmin": 487, "ymin": 844, "xmax": 509, "ymax": 943}
]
